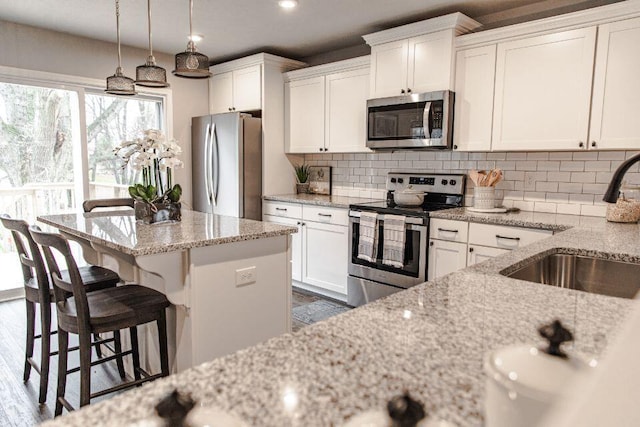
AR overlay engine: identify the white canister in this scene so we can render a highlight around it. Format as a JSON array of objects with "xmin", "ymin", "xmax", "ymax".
[
  {"xmin": 474, "ymin": 186, "xmax": 496, "ymax": 209},
  {"xmin": 484, "ymin": 345, "xmax": 595, "ymax": 427}
]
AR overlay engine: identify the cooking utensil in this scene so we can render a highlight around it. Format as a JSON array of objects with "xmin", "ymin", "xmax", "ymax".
[{"xmin": 394, "ymin": 188, "xmax": 425, "ymax": 206}]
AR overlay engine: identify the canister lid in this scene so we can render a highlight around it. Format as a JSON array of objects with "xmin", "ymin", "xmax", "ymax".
[{"xmin": 485, "ymin": 345, "xmax": 595, "ymax": 400}]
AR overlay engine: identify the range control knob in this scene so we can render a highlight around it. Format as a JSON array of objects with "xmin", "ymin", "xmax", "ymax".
[
  {"xmin": 390, "ymin": 178, "xmax": 397, "ymax": 183},
  {"xmin": 441, "ymin": 179, "xmax": 448, "ymax": 185},
  {"xmin": 398, "ymin": 178, "xmax": 404, "ymax": 184},
  {"xmin": 449, "ymin": 179, "xmax": 457, "ymax": 186}
]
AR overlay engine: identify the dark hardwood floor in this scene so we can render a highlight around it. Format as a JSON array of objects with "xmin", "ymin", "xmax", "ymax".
[{"xmin": 0, "ymin": 289, "xmax": 346, "ymax": 425}]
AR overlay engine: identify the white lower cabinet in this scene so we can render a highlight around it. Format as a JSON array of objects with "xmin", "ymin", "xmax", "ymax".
[
  {"xmin": 467, "ymin": 245, "xmax": 509, "ymax": 267},
  {"xmin": 263, "ymin": 201, "xmax": 348, "ymax": 300},
  {"xmin": 302, "ymin": 220, "xmax": 348, "ymax": 295},
  {"xmin": 428, "ymin": 239, "xmax": 467, "ymax": 281},
  {"xmin": 428, "ymin": 218, "xmax": 553, "ymax": 279},
  {"xmin": 263, "ymin": 214, "xmax": 303, "ymax": 282}
]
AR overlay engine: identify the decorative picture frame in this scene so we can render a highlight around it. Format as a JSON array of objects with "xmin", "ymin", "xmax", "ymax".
[{"xmin": 308, "ymin": 166, "xmax": 332, "ymax": 195}]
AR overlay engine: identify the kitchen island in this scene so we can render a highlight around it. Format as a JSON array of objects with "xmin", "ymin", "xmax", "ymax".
[
  {"xmin": 41, "ymin": 217, "xmax": 638, "ymax": 426},
  {"xmin": 37, "ymin": 209, "xmax": 297, "ymax": 373}
]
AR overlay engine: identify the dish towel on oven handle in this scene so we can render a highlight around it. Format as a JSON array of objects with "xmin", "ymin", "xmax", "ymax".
[
  {"xmin": 357, "ymin": 212, "xmax": 378, "ymax": 262},
  {"xmin": 382, "ymin": 214, "xmax": 406, "ymax": 268}
]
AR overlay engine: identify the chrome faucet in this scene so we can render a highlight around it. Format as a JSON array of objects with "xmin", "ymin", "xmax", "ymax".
[{"xmin": 603, "ymin": 153, "xmax": 640, "ymax": 203}]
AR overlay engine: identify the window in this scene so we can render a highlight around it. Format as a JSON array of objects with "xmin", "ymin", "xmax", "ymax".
[{"xmin": 85, "ymin": 93, "xmax": 163, "ymax": 199}]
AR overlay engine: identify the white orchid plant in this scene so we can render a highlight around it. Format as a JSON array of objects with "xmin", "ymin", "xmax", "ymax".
[{"xmin": 114, "ymin": 129, "xmax": 183, "ymax": 205}]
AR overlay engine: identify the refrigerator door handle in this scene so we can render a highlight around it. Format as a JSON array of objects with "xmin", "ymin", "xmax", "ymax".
[
  {"xmin": 203, "ymin": 123, "xmax": 212, "ymax": 206},
  {"xmin": 211, "ymin": 123, "xmax": 220, "ymax": 206}
]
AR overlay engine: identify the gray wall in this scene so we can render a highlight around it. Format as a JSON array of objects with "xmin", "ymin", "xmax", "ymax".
[{"xmin": 0, "ymin": 19, "xmax": 209, "ymax": 206}]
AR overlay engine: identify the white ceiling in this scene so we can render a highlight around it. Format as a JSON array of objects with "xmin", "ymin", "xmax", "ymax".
[{"xmin": 0, "ymin": 0, "xmax": 622, "ymax": 64}]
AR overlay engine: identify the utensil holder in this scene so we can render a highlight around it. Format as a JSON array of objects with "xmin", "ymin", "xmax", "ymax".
[{"xmin": 474, "ymin": 186, "xmax": 496, "ymax": 209}]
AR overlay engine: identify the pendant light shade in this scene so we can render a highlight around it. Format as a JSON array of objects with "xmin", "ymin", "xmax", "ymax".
[
  {"xmin": 106, "ymin": 0, "xmax": 137, "ymax": 95},
  {"xmin": 173, "ymin": 0, "xmax": 211, "ymax": 79},
  {"xmin": 136, "ymin": 0, "xmax": 169, "ymax": 87}
]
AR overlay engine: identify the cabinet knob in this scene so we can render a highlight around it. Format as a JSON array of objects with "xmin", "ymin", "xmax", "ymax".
[
  {"xmin": 591, "ymin": 141, "xmax": 597, "ymax": 148},
  {"xmin": 324, "ymin": 148, "xmax": 328, "ymax": 152},
  {"xmin": 429, "ymin": 241, "xmax": 434, "ymax": 247},
  {"xmin": 407, "ymin": 88, "xmax": 412, "ymax": 93},
  {"xmin": 400, "ymin": 89, "xmax": 405, "ymax": 94},
  {"xmin": 469, "ymin": 247, "xmax": 474, "ymax": 253},
  {"xmin": 453, "ymin": 145, "xmax": 458, "ymax": 150},
  {"xmin": 296, "ymin": 221, "xmax": 301, "ymax": 225},
  {"xmin": 319, "ymin": 148, "xmax": 323, "ymax": 152},
  {"xmin": 579, "ymin": 141, "xmax": 584, "ymax": 148}
]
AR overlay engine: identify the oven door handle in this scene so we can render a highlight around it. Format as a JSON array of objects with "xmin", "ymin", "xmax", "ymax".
[
  {"xmin": 349, "ymin": 215, "xmax": 426, "ymax": 230},
  {"xmin": 349, "ymin": 211, "xmax": 425, "ymax": 226}
]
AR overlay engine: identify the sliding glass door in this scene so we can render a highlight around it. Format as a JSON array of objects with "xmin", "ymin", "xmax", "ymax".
[{"xmin": 0, "ymin": 81, "xmax": 83, "ymax": 299}]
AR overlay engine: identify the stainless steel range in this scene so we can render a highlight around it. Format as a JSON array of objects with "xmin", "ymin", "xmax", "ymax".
[{"xmin": 347, "ymin": 172, "xmax": 465, "ymax": 307}]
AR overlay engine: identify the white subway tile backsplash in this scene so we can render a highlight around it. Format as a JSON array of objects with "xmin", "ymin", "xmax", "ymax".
[
  {"xmin": 560, "ymin": 161, "xmax": 584, "ymax": 171},
  {"xmin": 573, "ymin": 151, "xmax": 599, "ymax": 161},
  {"xmin": 305, "ymin": 150, "xmax": 628, "ymax": 217},
  {"xmin": 549, "ymin": 152, "xmax": 574, "ymax": 160},
  {"xmin": 547, "ymin": 171, "xmax": 571, "ymax": 182}
]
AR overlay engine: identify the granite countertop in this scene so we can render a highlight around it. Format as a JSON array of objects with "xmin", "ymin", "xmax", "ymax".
[
  {"xmin": 42, "ymin": 220, "xmax": 638, "ymax": 427},
  {"xmin": 264, "ymin": 194, "xmax": 382, "ymax": 209},
  {"xmin": 37, "ymin": 209, "xmax": 297, "ymax": 257},
  {"xmin": 430, "ymin": 207, "xmax": 608, "ymax": 231}
]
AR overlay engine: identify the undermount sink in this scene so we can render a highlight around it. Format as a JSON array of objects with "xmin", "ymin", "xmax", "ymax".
[{"xmin": 502, "ymin": 252, "xmax": 640, "ymax": 299}]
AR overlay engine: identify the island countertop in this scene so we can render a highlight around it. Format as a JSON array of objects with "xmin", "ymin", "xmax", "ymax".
[
  {"xmin": 37, "ymin": 209, "xmax": 298, "ymax": 257},
  {"xmin": 40, "ymin": 218, "xmax": 639, "ymax": 427}
]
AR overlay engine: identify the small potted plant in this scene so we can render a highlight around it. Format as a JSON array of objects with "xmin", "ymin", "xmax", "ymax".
[{"xmin": 294, "ymin": 164, "xmax": 311, "ymax": 194}]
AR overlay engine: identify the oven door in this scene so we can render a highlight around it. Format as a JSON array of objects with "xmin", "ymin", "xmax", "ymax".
[{"xmin": 348, "ymin": 213, "xmax": 427, "ymax": 289}]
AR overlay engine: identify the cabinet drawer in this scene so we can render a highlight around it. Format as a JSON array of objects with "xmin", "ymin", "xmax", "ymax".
[
  {"xmin": 468, "ymin": 223, "xmax": 552, "ymax": 250},
  {"xmin": 430, "ymin": 219, "xmax": 469, "ymax": 242},
  {"xmin": 263, "ymin": 201, "xmax": 302, "ymax": 219},
  {"xmin": 302, "ymin": 205, "xmax": 348, "ymax": 226}
]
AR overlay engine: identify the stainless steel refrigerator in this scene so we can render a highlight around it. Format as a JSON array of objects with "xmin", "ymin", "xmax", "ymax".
[{"xmin": 192, "ymin": 112, "xmax": 262, "ymax": 220}]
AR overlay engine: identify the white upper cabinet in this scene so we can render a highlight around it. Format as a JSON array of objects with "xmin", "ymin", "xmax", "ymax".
[
  {"xmin": 209, "ymin": 64, "xmax": 261, "ymax": 114},
  {"xmin": 364, "ymin": 13, "xmax": 481, "ymax": 99},
  {"xmin": 408, "ymin": 31, "xmax": 456, "ymax": 93},
  {"xmin": 589, "ymin": 16, "xmax": 640, "ymax": 150},
  {"xmin": 286, "ymin": 76, "xmax": 325, "ymax": 153},
  {"xmin": 369, "ymin": 31, "xmax": 455, "ymax": 98},
  {"xmin": 208, "ymin": 72, "xmax": 233, "ymax": 115},
  {"xmin": 369, "ymin": 40, "xmax": 408, "ymax": 98},
  {"xmin": 325, "ymin": 68, "xmax": 370, "ymax": 153},
  {"xmin": 492, "ymin": 27, "xmax": 597, "ymax": 151},
  {"xmin": 285, "ymin": 57, "xmax": 371, "ymax": 154},
  {"xmin": 453, "ymin": 45, "xmax": 497, "ymax": 151}
]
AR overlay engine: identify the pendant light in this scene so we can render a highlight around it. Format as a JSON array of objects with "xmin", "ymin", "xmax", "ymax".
[
  {"xmin": 105, "ymin": 0, "xmax": 137, "ymax": 95},
  {"xmin": 173, "ymin": 0, "xmax": 211, "ymax": 79},
  {"xmin": 136, "ymin": 0, "xmax": 169, "ymax": 87}
]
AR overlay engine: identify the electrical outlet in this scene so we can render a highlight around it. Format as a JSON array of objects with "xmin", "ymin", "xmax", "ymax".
[{"xmin": 235, "ymin": 266, "xmax": 257, "ymax": 286}]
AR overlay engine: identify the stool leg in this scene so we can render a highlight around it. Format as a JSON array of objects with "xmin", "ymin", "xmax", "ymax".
[
  {"xmin": 38, "ymin": 301, "xmax": 52, "ymax": 404},
  {"xmin": 78, "ymin": 331, "xmax": 92, "ymax": 407},
  {"xmin": 129, "ymin": 326, "xmax": 141, "ymax": 382},
  {"xmin": 93, "ymin": 333, "xmax": 102, "ymax": 358},
  {"xmin": 157, "ymin": 310, "xmax": 169, "ymax": 377},
  {"xmin": 24, "ymin": 299, "xmax": 36, "ymax": 383},
  {"xmin": 55, "ymin": 330, "xmax": 68, "ymax": 417},
  {"xmin": 113, "ymin": 330, "xmax": 126, "ymax": 379}
]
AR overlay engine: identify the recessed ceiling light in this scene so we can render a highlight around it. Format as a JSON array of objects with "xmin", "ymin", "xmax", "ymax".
[
  {"xmin": 278, "ymin": 0, "xmax": 298, "ymax": 9},
  {"xmin": 189, "ymin": 34, "xmax": 204, "ymax": 42}
]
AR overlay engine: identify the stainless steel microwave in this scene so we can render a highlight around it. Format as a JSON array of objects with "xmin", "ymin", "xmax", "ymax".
[{"xmin": 366, "ymin": 90, "xmax": 454, "ymax": 150}]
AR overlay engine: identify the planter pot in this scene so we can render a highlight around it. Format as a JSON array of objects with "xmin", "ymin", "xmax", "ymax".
[
  {"xmin": 296, "ymin": 183, "xmax": 310, "ymax": 194},
  {"xmin": 135, "ymin": 200, "xmax": 182, "ymax": 224}
]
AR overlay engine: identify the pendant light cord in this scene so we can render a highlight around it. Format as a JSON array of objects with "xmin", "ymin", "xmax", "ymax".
[
  {"xmin": 116, "ymin": 0, "xmax": 123, "ymax": 70},
  {"xmin": 189, "ymin": 0, "xmax": 194, "ymax": 43},
  {"xmin": 147, "ymin": 0, "xmax": 153, "ymax": 56}
]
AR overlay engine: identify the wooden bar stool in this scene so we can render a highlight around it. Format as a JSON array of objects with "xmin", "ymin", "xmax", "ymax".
[
  {"xmin": 30, "ymin": 226, "xmax": 170, "ymax": 415},
  {"xmin": 0, "ymin": 215, "xmax": 124, "ymax": 404}
]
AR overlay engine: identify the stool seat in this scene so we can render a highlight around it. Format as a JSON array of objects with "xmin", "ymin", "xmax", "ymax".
[
  {"xmin": 57, "ymin": 285, "xmax": 170, "ymax": 334},
  {"xmin": 24, "ymin": 265, "xmax": 120, "ymax": 302}
]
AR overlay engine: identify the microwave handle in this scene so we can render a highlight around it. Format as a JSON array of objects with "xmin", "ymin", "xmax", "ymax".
[{"xmin": 422, "ymin": 101, "xmax": 432, "ymax": 138}]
